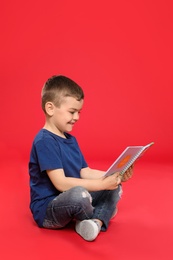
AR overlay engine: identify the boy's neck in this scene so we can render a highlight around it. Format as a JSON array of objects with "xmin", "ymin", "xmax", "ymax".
[{"xmin": 43, "ymin": 123, "xmax": 67, "ymax": 139}]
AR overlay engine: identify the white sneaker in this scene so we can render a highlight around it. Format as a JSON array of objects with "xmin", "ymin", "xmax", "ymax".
[{"xmin": 75, "ymin": 219, "xmax": 101, "ymax": 241}]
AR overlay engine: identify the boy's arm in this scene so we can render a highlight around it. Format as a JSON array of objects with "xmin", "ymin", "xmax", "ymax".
[
  {"xmin": 81, "ymin": 165, "xmax": 134, "ymax": 182},
  {"xmin": 80, "ymin": 167, "xmax": 105, "ymax": 179},
  {"xmin": 46, "ymin": 168, "xmax": 121, "ymax": 192}
]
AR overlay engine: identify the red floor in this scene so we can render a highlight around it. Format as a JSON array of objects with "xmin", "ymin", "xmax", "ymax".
[{"xmin": 1, "ymin": 160, "xmax": 173, "ymax": 260}]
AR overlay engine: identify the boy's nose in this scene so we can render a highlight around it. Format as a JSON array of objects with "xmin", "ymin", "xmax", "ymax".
[{"xmin": 73, "ymin": 112, "xmax": 80, "ymax": 120}]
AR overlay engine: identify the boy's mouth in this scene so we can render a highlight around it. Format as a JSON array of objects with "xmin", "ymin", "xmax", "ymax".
[{"xmin": 68, "ymin": 121, "xmax": 75, "ymax": 126}]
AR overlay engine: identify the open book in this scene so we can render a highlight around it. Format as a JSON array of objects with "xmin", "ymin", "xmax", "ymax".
[{"xmin": 104, "ymin": 142, "xmax": 154, "ymax": 177}]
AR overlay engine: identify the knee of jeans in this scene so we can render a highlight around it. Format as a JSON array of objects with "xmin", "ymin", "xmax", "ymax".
[
  {"xmin": 70, "ymin": 186, "xmax": 92, "ymax": 205},
  {"xmin": 118, "ymin": 185, "xmax": 123, "ymax": 198}
]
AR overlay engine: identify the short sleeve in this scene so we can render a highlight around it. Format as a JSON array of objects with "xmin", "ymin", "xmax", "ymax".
[{"xmin": 35, "ymin": 137, "xmax": 63, "ymax": 172}]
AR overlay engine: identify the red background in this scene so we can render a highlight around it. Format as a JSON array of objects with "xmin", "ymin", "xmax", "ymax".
[
  {"xmin": 1, "ymin": 1, "xmax": 173, "ymax": 260},
  {"xmin": 1, "ymin": 0, "xmax": 173, "ymax": 166}
]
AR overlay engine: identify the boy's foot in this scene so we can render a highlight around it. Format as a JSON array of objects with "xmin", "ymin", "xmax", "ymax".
[{"xmin": 75, "ymin": 219, "xmax": 101, "ymax": 241}]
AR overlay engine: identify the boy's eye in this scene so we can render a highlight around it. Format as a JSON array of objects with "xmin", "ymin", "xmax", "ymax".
[{"xmin": 69, "ymin": 110, "xmax": 81, "ymax": 115}]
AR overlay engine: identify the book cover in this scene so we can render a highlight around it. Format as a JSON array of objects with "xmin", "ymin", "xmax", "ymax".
[{"xmin": 104, "ymin": 142, "xmax": 154, "ymax": 177}]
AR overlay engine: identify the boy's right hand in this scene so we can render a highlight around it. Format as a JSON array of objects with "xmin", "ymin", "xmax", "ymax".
[{"xmin": 103, "ymin": 172, "xmax": 121, "ymax": 190}]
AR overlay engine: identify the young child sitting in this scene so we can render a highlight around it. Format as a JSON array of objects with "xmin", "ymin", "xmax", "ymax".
[{"xmin": 29, "ymin": 75, "xmax": 133, "ymax": 241}]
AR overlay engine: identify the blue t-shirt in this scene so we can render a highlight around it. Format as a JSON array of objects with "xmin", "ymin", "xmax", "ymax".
[{"xmin": 29, "ymin": 129, "xmax": 88, "ymax": 227}]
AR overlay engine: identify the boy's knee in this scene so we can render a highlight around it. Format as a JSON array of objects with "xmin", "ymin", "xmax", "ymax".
[
  {"xmin": 70, "ymin": 186, "xmax": 92, "ymax": 204},
  {"xmin": 118, "ymin": 185, "xmax": 123, "ymax": 198}
]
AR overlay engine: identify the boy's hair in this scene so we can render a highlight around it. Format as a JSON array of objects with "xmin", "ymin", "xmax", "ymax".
[{"xmin": 41, "ymin": 75, "xmax": 84, "ymax": 113}]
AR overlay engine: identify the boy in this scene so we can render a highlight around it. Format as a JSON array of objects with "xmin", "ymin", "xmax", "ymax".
[{"xmin": 29, "ymin": 75, "xmax": 133, "ymax": 241}]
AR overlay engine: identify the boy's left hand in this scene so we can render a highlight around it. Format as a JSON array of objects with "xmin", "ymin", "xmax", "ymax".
[{"xmin": 121, "ymin": 164, "xmax": 134, "ymax": 182}]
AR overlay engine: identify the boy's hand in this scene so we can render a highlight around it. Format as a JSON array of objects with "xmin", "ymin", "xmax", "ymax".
[
  {"xmin": 103, "ymin": 172, "xmax": 122, "ymax": 190},
  {"xmin": 121, "ymin": 164, "xmax": 134, "ymax": 182}
]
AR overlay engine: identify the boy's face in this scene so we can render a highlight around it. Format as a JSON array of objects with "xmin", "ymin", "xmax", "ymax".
[{"xmin": 48, "ymin": 96, "xmax": 84, "ymax": 135}]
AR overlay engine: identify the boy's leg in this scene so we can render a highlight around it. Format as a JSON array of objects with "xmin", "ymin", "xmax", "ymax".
[
  {"xmin": 43, "ymin": 186, "xmax": 94, "ymax": 229},
  {"xmin": 90, "ymin": 184, "xmax": 122, "ymax": 231},
  {"xmin": 75, "ymin": 185, "xmax": 122, "ymax": 241}
]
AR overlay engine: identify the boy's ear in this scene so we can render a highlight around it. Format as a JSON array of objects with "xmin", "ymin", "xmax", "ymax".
[{"xmin": 45, "ymin": 102, "xmax": 55, "ymax": 116}]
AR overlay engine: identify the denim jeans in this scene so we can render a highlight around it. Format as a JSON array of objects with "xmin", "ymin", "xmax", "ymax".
[{"xmin": 43, "ymin": 185, "xmax": 122, "ymax": 231}]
